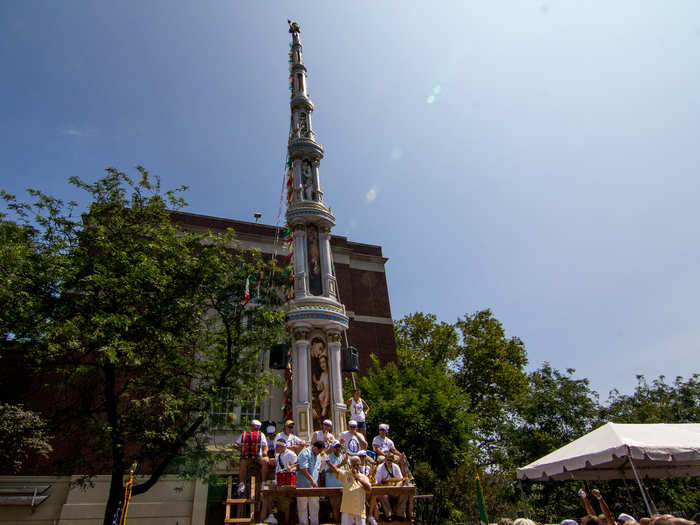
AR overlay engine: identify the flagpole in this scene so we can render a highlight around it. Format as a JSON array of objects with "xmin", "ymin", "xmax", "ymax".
[{"xmin": 476, "ymin": 473, "xmax": 489, "ymax": 525}]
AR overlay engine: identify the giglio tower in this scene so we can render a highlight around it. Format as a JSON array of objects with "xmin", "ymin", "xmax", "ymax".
[{"xmin": 284, "ymin": 20, "xmax": 349, "ymax": 440}]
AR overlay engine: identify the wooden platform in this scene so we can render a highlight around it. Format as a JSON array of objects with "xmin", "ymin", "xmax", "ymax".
[{"xmin": 259, "ymin": 485, "xmax": 417, "ymax": 525}]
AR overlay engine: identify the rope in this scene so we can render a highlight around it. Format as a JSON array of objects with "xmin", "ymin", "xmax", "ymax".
[{"xmin": 267, "ymin": 147, "xmax": 290, "ymax": 295}]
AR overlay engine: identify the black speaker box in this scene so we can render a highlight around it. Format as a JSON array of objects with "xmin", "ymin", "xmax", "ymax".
[
  {"xmin": 342, "ymin": 346, "xmax": 359, "ymax": 372},
  {"xmin": 269, "ymin": 343, "xmax": 288, "ymax": 370}
]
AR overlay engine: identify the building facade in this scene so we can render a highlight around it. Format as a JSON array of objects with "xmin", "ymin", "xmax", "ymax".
[{"xmin": 171, "ymin": 210, "xmax": 396, "ymax": 438}]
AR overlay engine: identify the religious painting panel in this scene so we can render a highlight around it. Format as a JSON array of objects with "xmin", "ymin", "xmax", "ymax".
[
  {"xmin": 306, "ymin": 224, "xmax": 322, "ymax": 295},
  {"xmin": 310, "ymin": 335, "xmax": 330, "ymax": 430}
]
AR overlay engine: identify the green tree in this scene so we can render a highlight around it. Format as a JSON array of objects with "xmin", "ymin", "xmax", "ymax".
[
  {"xmin": 357, "ymin": 313, "xmax": 478, "ymax": 524},
  {"xmin": 0, "ymin": 168, "xmax": 286, "ymax": 525},
  {"xmin": 509, "ymin": 363, "xmax": 600, "ymax": 467},
  {"xmin": 506, "ymin": 364, "xmax": 601, "ymax": 522},
  {"xmin": 357, "ymin": 356, "xmax": 475, "ymax": 524},
  {"xmin": 454, "ymin": 309, "xmax": 529, "ymax": 465},
  {"xmin": 0, "ymin": 402, "xmax": 52, "ymax": 472},
  {"xmin": 604, "ymin": 374, "xmax": 700, "ymax": 424},
  {"xmin": 602, "ymin": 374, "xmax": 700, "ymax": 514},
  {"xmin": 394, "ymin": 312, "xmax": 459, "ymax": 368}
]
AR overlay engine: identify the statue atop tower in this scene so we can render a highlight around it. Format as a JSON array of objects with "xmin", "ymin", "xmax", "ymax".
[{"xmin": 284, "ymin": 20, "xmax": 349, "ymax": 440}]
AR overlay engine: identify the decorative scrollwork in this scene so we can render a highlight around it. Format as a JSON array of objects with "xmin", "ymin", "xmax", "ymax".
[{"xmin": 293, "ymin": 329, "xmax": 310, "ymax": 342}]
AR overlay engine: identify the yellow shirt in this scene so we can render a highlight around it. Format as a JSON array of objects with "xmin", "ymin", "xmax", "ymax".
[{"xmin": 339, "ymin": 468, "xmax": 370, "ymax": 518}]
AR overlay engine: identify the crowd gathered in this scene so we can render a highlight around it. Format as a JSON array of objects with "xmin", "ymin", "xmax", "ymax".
[
  {"xmin": 230, "ymin": 390, "xmax": 699, "ymax": 525},
  {"xmin": 499, "ymin": 490, "xmax": 697, "ymax": 525},
  {"xmin": 232, "ymin": 389, "xmax": 412, "ymax": 525}
]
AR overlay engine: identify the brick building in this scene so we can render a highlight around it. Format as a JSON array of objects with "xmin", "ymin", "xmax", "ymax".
[
  {"xmin": 173, "ymin": 210, "xmax": 396, "ymax": 373},
  {"xmin": 172, "ymin": 210, "xmax": 396, "ymax": 435}
]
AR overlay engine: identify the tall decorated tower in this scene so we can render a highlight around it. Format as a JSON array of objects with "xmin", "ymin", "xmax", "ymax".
[{"xmin": 284, "ymin": 20, "xmax": 349, "ymax": 440}]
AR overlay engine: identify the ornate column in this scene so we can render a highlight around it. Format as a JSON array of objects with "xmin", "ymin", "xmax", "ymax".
[
  {"xmin": 292, "ymin": 159, "xmax": 303, "ymax": 201},
  {"xmin": 292, "ymin": 225, "xmax": 308, "ymax": 298},
  {"xmin": 292, "ymin": 328, "xmax": 313, "ymax": 440},
  {"xmin": 327, "ymin": 331, "xmax": 346, "ymax": 433},
  {"xmin": 311, "ymin": 161, "xmax": 322, "ymax": 202},
  {"xmin": 318, "ymin": 227, "xmax": 337, "ymax": 300}
]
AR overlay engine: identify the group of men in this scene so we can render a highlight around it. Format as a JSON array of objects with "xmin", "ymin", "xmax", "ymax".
[{"xmin": 234, "ymin": 392, "xmax": 411, "ymax": 525}]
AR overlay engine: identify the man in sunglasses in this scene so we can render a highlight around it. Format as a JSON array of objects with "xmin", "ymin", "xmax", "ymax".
[{"xmin": 275, "ymin": 419, "xmax": 306, "ymax": 454}]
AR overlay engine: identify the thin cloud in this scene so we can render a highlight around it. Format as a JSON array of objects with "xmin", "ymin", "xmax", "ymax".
[{"xmin": 59, "ymin": 125, "xmax": 96, "ymax": 137}]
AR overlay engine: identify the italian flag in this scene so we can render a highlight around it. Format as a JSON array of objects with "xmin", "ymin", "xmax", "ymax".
[{"xmin": 244, "ymin": 276, "xmax": 250, "ymax": 305}]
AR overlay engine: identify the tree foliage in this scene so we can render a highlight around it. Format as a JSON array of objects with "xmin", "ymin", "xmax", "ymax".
[
  {"xmin": 394, "ymin": 312, "xmax": 459, "ymax": 368},
  {"xmin": 0, "ymin": 168, "xmax": 286, "ymax": 525},
  {"xmin": 453, "ymin": 309, "xmax": 529, "ymax": 466},
  {"xmin": 364, "ymin": 312, "xmax": 698, "ymax": 524},
  {"xmin": 358, "ymin": 357, "xmax": 474, "ymax": 475},
  {"xmin": 454, "ymin": 310, "xmax": 529, "ymax": 419},
  {"xmin": 605, "ymin": 374, "xmax": 700, "ymax": 424},
  {"xmin": 0, "ymin": 402, "xmax": 53, "ymax": 473},
  {"xmin": 505, "ymin": 364, "xmax": 601, "ymax": 522},
  {"xmin": 508, "ymin": 363, "xmax": 600, "ymax": 468}
]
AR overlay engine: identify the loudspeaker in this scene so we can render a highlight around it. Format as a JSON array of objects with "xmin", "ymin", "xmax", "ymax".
[
  {"xmin": 342, "ymin": 346, "xmax": 359, "ymax": 372},
  {"xmin": 269, "ymin": 344, "xmax": 288, "ymax": 370}
]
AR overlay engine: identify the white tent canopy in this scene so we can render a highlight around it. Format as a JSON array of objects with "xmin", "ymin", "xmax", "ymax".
[{"xmin": 517, "ymin": 422, "xmax": 700, "ymax": 482}]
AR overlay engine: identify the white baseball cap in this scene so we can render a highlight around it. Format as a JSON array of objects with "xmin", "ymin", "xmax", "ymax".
[
  {"xmin": 348, "ymin": 419, "xmax": 358, "ymax": 427},
  {"xmin": 323, "ymin": 419, "xmax": 333, "ymax": 426},
  {"xmin": 378, "ymin": 423, "xmax": 389, "ymax": 431},
  {"xmin": 251, "ymin": 419, "xmax": 262, "ymax": 427}
]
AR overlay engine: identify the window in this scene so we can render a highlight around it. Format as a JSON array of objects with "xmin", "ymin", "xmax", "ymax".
[
  {"xmin": 239, "ymin": 397, "xmax": 260, "ymax": 426},
  {"xmin": 209, "ymin": 387, "xmax": 238, "ymax": 430},
  {"xmin": 209, "ymin": 387, "xmax": 261, "ymax": 430}
]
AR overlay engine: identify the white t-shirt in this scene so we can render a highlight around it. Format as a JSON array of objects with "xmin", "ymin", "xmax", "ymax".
[
  {"xmin": 275, "ymin": 449, "xmax": 298, "ymax": 473},
  {"xmin": 349, "ymin": 397, "xmax": 366, "ymax": 422},
  {"xmin": 341, "ymin": 431, "xmax": 365, "ymax": 455},
  {"xmin": 375, "ymin": 462, "xmax": 402, "ymax": 484},
  {"xmin": 311, "ymin": 430, "xmax": 336, "ymax": 449},
  {"xmin": 372, "ymin": 435, "xmax": 395, "ymax": 455},
  {"xmin": 275, "ymin": 431, "xmax": 303, "ymax": 448}
]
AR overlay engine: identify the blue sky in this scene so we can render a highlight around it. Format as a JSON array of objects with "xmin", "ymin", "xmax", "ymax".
[{"xmin": 2, "ymin": 2, "xmax": 699, "ymax": 399}]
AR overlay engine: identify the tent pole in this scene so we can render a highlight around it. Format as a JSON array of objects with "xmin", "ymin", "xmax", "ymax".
[
  {"xmin": 621, "ymin": 477, "xmax": 639, "ymax": 518},
  {"xmin": 627, "ymin": 453, "xmax": 654, "ymax": 517},
  {"xmin": 518, "ymin": 478, "xmax": 530, "ymax": 519}
]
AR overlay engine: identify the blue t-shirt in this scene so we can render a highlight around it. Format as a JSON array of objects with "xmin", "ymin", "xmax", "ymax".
[
  {"xmin": 325, "ymin": 452, "xmax": 344, "ymax": 487},
  {"xmin": 296, "ymin": 447, "xmax": 321, "ymax": 488}
]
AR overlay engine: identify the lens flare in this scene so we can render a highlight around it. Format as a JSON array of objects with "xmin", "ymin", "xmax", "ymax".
[{"xmin": 365, "ymin": 188, "xmax": 378, "ymax": 202}]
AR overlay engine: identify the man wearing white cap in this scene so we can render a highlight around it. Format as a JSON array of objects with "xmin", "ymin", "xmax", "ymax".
[
  {"xmin": 372, "ymin": 424, "xmax": 401, "ymax": 457},
  {"xmin": 233, "ymin": 419, "xmax": 268, "ymax": 495},
  {"xmin": 325, "ymin": 441, "xmax": 345, "ymax": 523},
  {"xmin": 326, "ymin": 454, "xmax": 372, "ymax": 525},
  {"xmin": 275, "ymin": 419, "xmax": 306, "ymax": 454},
  {"xmin": 375, "ymin": 454, "xmax": 408, "ymax": 521},
  {"xmin": 275, "ymin": 438, "xmax": 298, "ymax": 477},
  {"xmin": 356, "ymin": 450, "xmax": 371, "ymax": 477},
  {"xmin": 261, "ymin": 438, "xmax": 298, "ymax": 524},
  {"xmin": 311, "ymin": 419, "xmax": 336, "ymax": 451},
  {"xmin": 264, "ymin": 424, "xmax": 278, "ymax": 480},
  {"xmin": 341, "ymin": 420, "xmax": 368, "ymax": 455}
]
